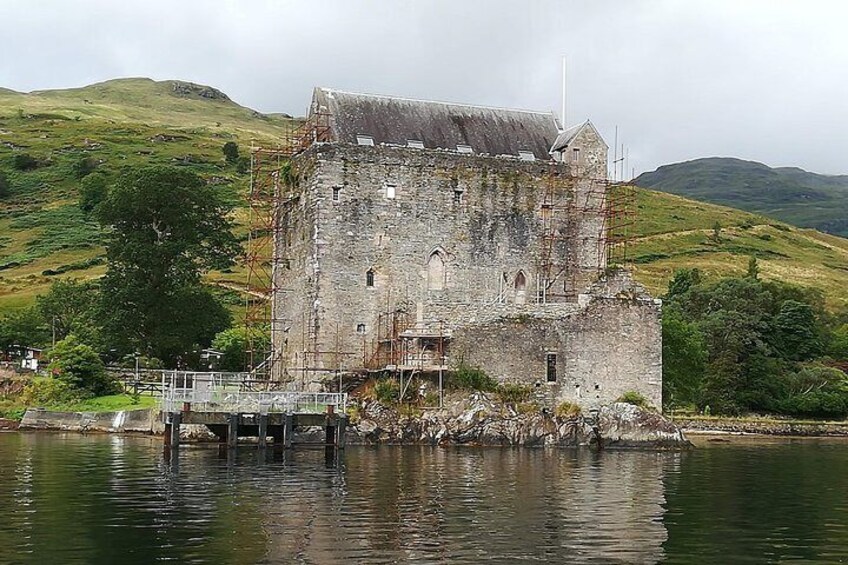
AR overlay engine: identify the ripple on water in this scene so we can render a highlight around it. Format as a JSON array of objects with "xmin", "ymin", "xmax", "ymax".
[{"xmin": 2, "ymin": 434, "xmax": 848, "ymax": 563}]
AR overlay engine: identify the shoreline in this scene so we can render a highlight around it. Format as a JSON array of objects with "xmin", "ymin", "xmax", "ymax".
[{"xmin": 675, "ymin": 417, "xmax": 848, "ymax": 437}]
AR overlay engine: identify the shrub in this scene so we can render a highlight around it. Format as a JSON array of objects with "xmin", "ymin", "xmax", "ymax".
[
  {"xmin": 516, "ymin": 402, "xmax": 540, "ymax": 415},
  {"xmin": 71, "ymin": 157, "xmax": 97, "ymax": 179},
  {"xmin": 617, "ymin": 391, "xmax": 653, "ymax": 410},
  {"xmin": 451, "ymin": 363, "xmax": 498, "ymax": 392},
  {"xmin": 374, "ymin": 378, "xmax": 399, "ymax": 404},
  {"xmin": 0, "ymin": 172, "xmax": 9, "ymax": 199},
  {"xmin": 19, "ymin": 377, "xmax": 84, "ymax": 407},
  {"xmin": 222, "ymin": 141, "xmax": 239, "ymax": 164},
  {"xmin": 48, "ymin": 335, "xmax": 118, "ymax": 397},
  {"xmin": 236, "ymin": 156, "xmax": 250, "ymax": 174},
  {"xmin": 12, "ymin": 153, "xmax": 38, "ymax": 171},
  {"xmin": 496, "ymin": 382, "xmax": 532, "ymax": 404},
  {"xmin": 555, "ymin": 401, "xmax": 582, "ymax": 418},
  {"xmin": 79, "ymin": 174, "xmax": 108, "ymax": 213}
]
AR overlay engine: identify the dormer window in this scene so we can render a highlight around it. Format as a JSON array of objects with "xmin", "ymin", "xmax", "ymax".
[
  {"xmin": 518, "ymin": 151, "xmax": 536, "ymax": 162},
  {"xmin": 356, "ymin": 134, "xmax": 374, "ymax": 146},
  {"xmin": 407, "ymin": 140, "xmax": 424, "ymax": 149},
  {"xmin": 456, "ymin": 144, "xmax": 473, "ymax": 154}
]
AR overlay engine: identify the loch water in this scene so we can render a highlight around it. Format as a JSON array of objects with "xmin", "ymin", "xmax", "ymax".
[{"xmin": 1, "ymin": 433, "xmax": 847, "ymax": 564}]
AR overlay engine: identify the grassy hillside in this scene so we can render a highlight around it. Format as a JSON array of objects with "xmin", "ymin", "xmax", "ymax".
[
  {"xmin": 634, "ymin": 157, "xmax": 848, "ymax": 237},
  {"xmin": 628, "ymin": 190, "xmax": 848, "ymax": 310},
  {"xmin": 1, "ymin": 79, "xmax": 847, "ymax": 316},
  {"xmin": 0, "ymin": 78, "xmax": 296, "ymax": 312}
]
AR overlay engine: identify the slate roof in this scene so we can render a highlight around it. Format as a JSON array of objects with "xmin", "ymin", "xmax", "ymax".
[{"xmin": 312, "ymin": 87, "xmax": 561, "ymax": 161}]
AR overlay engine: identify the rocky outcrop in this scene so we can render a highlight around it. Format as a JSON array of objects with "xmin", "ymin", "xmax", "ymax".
[{"xmin": 348, "ymin": 394, "xmax": 690, "ymax": 449}]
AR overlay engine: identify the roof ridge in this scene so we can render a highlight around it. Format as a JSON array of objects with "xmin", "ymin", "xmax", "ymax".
[{"xmin": 317, "ymin": 87, "xmax": 555, "ymax": 117}]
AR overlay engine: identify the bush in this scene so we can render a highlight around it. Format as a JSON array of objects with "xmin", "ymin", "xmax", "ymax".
[
  {"xmin": 236, "ymin": 156, "xmax": 250, "ymax": 174},
  {"xmin": 617, "ymin": 391, "xmax": 653, "ymax": 410},
  {"xmin": 496, "ymin": 382, "xmax": 532, "ymax": 404},
  {"xmin": 222, "ymin": 142, "xmax": 239, "ymax": 164},
  {"xmin": 12, "ymin": 153, "xmax": 38, "ymax": 171},
  {"xmin": 71, "ymin": 157, "xmax": 97, "ymax": 179},
  {"xmin": 48, "ymin": 335, "xmax": 118, "ymax": 396},
  {"xmin": 451, "ymin": 363, "xmax": 498, "ymax": 392},
  {"xmin": 20, "ymin": 377, "xmax": 84, "ymax": 407},
  {"xmin": 79, "ymin": 174, "xmax": 108, "ymax": 213},
  {"xmin": 374, "ymin": 378, "xmax": 399, "ymax": 404},
  {"xmin": 555, "ymin": 401, "xmax": 582, "ymax": 418}
]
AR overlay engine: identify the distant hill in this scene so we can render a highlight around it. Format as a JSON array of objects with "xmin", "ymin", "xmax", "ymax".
[
  {"xmin": 1, "ymin": 80, "xmax": 847, "ymax": 314},
  {"xmin": 634, "ymin": 157, "xmax": 848, "ymax": 237}
]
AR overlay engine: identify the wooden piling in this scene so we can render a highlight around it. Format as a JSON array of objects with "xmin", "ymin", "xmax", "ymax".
[
  {"xmin": 169, "ymin": 412, "xmax": 181, "ymax": 448},
  {"xmin": 227, "ymin": 413, "xmax": 238, "ymax": 449},
  {"xmin": 258, "ymin": 413, "xmax": 268, "ymax": 448},
  {"xmin": 284, "ymin": 413, "xmax": 293, "ymax": 449},
  {"xmin": 337, "ymin": 415, "xmax": 347, "ymax": 449}
]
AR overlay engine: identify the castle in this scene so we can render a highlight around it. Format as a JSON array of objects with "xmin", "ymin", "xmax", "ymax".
[{"xmin": 271, "ymin": 87, "xmax": 661, "ymax": 408}]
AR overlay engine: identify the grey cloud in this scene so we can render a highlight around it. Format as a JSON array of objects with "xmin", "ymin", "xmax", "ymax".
[{"xmin": 1, "ymin": 0, "xmax": 846, "ymax": 175}]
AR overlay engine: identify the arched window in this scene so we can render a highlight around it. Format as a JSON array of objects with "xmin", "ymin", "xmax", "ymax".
[
  {"xmin": 366, "ymin": 268, "xmax": 374, "ymax": 287},
  {"xmin": 427, "ymin": 251, "xmax": 445, "ymax": 291},
  {"xmin": 514, "ymin": 271, "xmax": 527, "ymax": 304}
]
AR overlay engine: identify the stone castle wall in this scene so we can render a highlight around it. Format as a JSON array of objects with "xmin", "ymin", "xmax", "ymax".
[{"xmin": 274, "ymin": 143, "xmax": 608, "ymax": 379}]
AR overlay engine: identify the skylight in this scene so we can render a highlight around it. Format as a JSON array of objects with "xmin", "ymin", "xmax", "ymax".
[
  {"xmin": 356, "ymin": 135, "xmax": 374, "ymax": 146},
  {"xmin": 518, "ymin": 151, "xmax": 536, "ymax": 161},
  {"xmin": 407, "ymin": 139, "xmax": 425, "ymax": 149},
  {"xmin": 456, "ymin": 144, "xmax": 473, "ymax": 154}
]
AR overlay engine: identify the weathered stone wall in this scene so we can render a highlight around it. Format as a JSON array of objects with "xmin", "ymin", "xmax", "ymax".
[
  {"xmin": 274, "ymin": 143, "xmax": 611, "ymax": 381},
  {"xmin": 450, "ymin": 272, "xmax": 662, "ymax": 409}
]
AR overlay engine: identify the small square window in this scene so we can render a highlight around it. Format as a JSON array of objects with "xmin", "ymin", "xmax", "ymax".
[
  {"xmin": 356, "ymin": 135, "xmax": 374, "ymax": 146},
  {"xmin": 456, "ymin": 144, "xmax": 473, "ymax": 154},
  {"xmin": 453, "ymin": 189, "xmax": 464, "ymax": 204},
  {"xmin": 385, "ymin": 184, "xmax": 396, "ymax": 199},
  {"xmin": 356, "ymin": 323, "xmax": 366, "ymax": 334},
  {"xmin": 332, "ymin": 187, "xmax": 341, "ymax": 201},
  {"xmin": 518, "ymin": 151, "xmax": 536, "ymax": 161},
  {"xmin": 407, "ymin": 139, "xmax": 424, "ymax": 149}
]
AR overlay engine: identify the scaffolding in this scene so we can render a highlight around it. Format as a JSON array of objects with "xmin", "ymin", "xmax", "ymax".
[
  {"xmin": 604, "ymin": 182, "xmax": 636, "ymax": 266},
  {"xmin": 244, "ymin": 112, "xmax": 331, "ymax": 378}
]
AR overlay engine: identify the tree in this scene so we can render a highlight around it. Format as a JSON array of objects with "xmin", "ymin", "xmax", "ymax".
[
  {"xmin": 0, "ymin": 307, "xmax": 49, "ymax": 352},
  {"xmin": 79, "ymin": 173, "xmax": 109, "ymax": 213},
  {"xmin": 711, "ymin": 221, "xmax": 722, "ymax": 242},
  {"xmin": 222, "ymin": 141, "xmax": 239, "ymax": 164},
  {"xmin": 0, "ymin": 172, "xmax": 10, "ymax": 199},
  {"xmin": 98, "ymin": 166, "xmax": 238, "ymax": 362},
  {"xmin": 662, "ymin": 308, "xmax": 707, "ymax": 408},
  {"xmin": 829, "ymin": 324, "xmax": 848, "ymax": 360},
  {"xmin": 746, "ymin": 255, "xmax": 759, "ymax": 280},
  {"xmin": 770, "ymin": 300, "xmax": 821, "ymax": 361},
  {"xmin": 211, "ymin": 327, "xmax": 269, "ymax": 372},
  {"xmin": 666, "ymin": 268, "xmax": 701, "ymax": 298},
  {"xmin": 48, "ymin": 335, "xmax": 116, "ymax": 397},
  {"xmin": 36, "ymin": 279, "xmax": 103, "ymax": 350}
]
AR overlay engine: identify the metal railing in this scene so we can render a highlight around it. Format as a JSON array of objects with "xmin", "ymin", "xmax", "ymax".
[{"xmin": 159, "ymin": 371, "xmax": 346, "ymax": 414}]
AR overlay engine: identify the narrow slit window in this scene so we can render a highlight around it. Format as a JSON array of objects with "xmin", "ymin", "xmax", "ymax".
[
  {"xmin": 518, "ymin": 150, "xmax": 536, "ymax": 161},
  {"xmin": 407, "ymin": 139, "xmax": 424, "ymax": 149},
  {"xmin": 332, "ymin": 187, "xmax": 341, "ymax": 201},
  {"xmin": 546, "ymin": 353, "xmax": 557, "ymax": 383},
  {"xmin": 456, "ymin": 144, "xmax": 473, "ymax": 154},
  {"xmin": 385, "ymin": 184, "xmax": 396, "ymax": 199},
  {"xmin": 356, "ymin": 135, "xmax": 374, "ymax": 146},
  {"xmin": 366, "ymin": 269, "xmax": 375, "ymax": 287}
]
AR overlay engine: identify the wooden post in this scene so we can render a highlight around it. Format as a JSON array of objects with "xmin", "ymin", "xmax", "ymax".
[
  {"xmin": 169, "ymin": 412, "xmax": 181, "ymax": 448},
  {"xmin": 227, "ymin": 413, "xmax": 238, "ymax": 449},
  {"xmin": 284, "ymin": 413, "xmax": 293, "ymax": 449},
  {"xmin": 258, "ymin": 413, "xmax": 268, "ymax": 448},
  {"xmin": 337, "ymin": 414, "xmax": 347, "ymax": 449},
  {"xmin": 325, "ymin": 416, "xmax": 336, "ymax": 447}
]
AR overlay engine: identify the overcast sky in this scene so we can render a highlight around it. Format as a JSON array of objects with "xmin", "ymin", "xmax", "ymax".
[{"xmin": 1, "ymin": 1, "xmax": 846, "ymax": 176}]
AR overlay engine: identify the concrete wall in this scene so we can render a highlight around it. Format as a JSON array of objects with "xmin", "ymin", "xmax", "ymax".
[{"xmin": 19, "ymin": 408, "xmax": 156, "ymax": 433}]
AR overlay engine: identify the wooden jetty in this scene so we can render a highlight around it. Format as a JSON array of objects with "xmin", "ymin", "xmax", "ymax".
[{"xmin": 159, "ymin": 372, "xmax": 348, "ymax": 451}]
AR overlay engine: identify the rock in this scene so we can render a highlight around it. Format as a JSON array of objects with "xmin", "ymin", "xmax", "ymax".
[{"xmin": 349, "ymin": 396, "xmax": 690, "ymax": 449}]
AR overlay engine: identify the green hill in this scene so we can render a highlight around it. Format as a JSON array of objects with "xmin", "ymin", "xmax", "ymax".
[
  {"xmin": 0, "ymin": 80, "xmax": 847, "ymax": 315},
  {"xmin": 634, "ymin": 157, "xmax": 848, "ymax": 237}
]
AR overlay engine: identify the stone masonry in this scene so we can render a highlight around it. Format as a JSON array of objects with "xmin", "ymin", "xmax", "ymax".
[{"xmin": 271, "ymin": 88, "xmax": 661, "ymax": 409}]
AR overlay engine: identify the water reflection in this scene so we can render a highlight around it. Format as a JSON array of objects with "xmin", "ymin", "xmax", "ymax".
[{"xmin": 12, "ymin": 434, "xmax": 847, "ymax": 563}]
